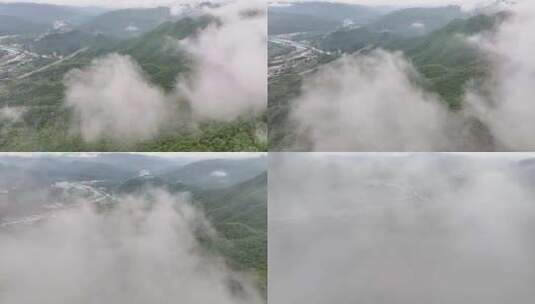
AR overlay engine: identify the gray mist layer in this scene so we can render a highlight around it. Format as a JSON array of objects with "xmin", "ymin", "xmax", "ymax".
[
  {"xmin": 0, "ymin": 191, "xmax": 262, "ymax": 304},
  {"xmin": 269, "ymin": 153, "xmax": 535, "ymax": 304},
  {"xmin": 288, "ymin": 2, "xmax": 535, "ymax": 151}
]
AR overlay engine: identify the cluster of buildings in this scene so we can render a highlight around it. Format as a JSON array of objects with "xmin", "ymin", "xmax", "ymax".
[{"xmin": 268, "ymin": 34, "xmax": 330, "ymax": 77}]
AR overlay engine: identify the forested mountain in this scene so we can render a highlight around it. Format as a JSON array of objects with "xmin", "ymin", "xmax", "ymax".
[
  {"xmin": 0, "ymin": 153, "xmax": 267, "ymax": 290},
  {"xmin": 268, "ymin": 2, "xmax": 508, "ymax": 150},
  {"xmin": 0, "ymin": 3, "xmax": 265, "ymax": 151}
]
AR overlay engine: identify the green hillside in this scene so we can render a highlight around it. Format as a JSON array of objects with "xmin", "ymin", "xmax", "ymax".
[
  {"xmin": 318, "ymin": 6, "xmax": 468, "ymax": 51},
  {"xmin": 0, "ymin": 15, "xmax": 46, "ymax": 35},
  {"xmin": 116, "ymin": 16, "xmax": 214, "ymax": 90},
  {"xmin": 79, "ymin": 7, "xmax": 173, "ymax": 39},
  {"xmin": 161, "ymin": 156, "xmax": 267, "ymax": 188},
  {"xmin": 368, "ymin": 6, "xmax": 466, "ymax": 36},
  {"xmin": 193, "ymin": 172, "xmax": 267, "ymax": 295},
  {"xmin": 401, "ymin": 14, "xmax": 499, "ymax": 107},
  {"xmin": 311, "ymin": 7, "xmax": 484, "ymax": 108},
  {"xmin": 268, "ymin": 13, "xmax": 502, "ymax": 150},
  {"xmin": 0, "ymin": 14, "xmax": 265, "ymax": 152},
  {"xmin": 112, "ymin": 168, "xmax": 268, "ymax": 295},
  {"xmin": 0, "ymin": 154, "xmax": 267, "ymax": 297},
  {"xmin": 26, "ymin": 30, "xmax": 114, "ymax": 55},
  {"xmin": 269, "ymin": 1, "xmax": 384, "ymax": 22}
]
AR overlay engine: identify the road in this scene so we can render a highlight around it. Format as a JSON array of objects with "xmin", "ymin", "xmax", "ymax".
[
  {"xmin": 17, "ymin": 47, "xmax": 88, "ymax": 80},
  {"xmin": 269, "ymin": 35, "xmax": 333, "ymax": 77}
]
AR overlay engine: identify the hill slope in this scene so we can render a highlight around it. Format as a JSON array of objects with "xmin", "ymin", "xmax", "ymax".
[
  {"xmin": 193, "ymin": 172, "xmax": 267, "ymax": 294},
  {"xmin": 79, "ymin": 7, "xmax": 173, "ymax": 39},
  {"xmin": 0, "ymin": 15, "xmax": 46, "ymax": 35},
  {"xmin": 0, "ymin": 13, "xmax": 264, "ymax": 151},
  {"xmin": 162, "ymin": 156, "xmax": 267, "ymax": 189}
]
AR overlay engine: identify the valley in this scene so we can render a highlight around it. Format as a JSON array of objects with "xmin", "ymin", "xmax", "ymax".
[{"xmin": 269, "ymin": 34, "xmax": 332, "ymax": 77}]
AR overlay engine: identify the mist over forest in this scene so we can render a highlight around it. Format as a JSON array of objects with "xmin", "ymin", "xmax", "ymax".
[
  {"xmin": 269, "ymin": 0, "xmax": 533, "ymax": 151},
  {"xmin": 0, "ymin": 152, "xmax": 267, "ymax": 303},
  {"xmin": 269, "ymin": 152, "xmax": 535, "ymax": 303},
  {"xmin": 0, "ymin": 0, "xmax": 266, "ymax": 151}
]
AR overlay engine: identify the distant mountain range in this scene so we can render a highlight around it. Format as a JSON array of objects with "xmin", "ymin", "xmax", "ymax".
[{"xmin": 0, "ymin": 2, "xmax": 105, "ymax": 26}]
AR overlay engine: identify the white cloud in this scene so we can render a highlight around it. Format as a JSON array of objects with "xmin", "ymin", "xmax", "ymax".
[
  {"xmin": 290, "ymin": 50, "xmax": 467, "ymax": 151},
  {"xmin": 211, "ymin": 170, "xmax": 228, "ymax": 177},
  {"xmin": 270, "ymin": 153, "xmax": 535, "ymax": 304},
  {"xmin": 0, "ymin": 191, "xmax": 262, "ymax": 303},
  {"xmin": 124, "ymin": 25, "xmax": 139, "ymax": 32},
  {"xmin": 64, "ymin": 53, "xmax": 173, "ymax": 142},
  {"xmin": 0, "ymin": 106, "xmax": 25, "ymax": 122},
  {"xmin": 464, "ymin": 1, "xmax": 535, "ymax": 150},
  {"xmin": 59, "ymin": 0, "xmax": 266, "ymax": 143},
  {"xmin": 282, "ymin": 1, "xmax": 534, "ymax": 151},
  {"xmin": 411, "ymin": 22, "xmax": 425, "ymax": 28},
  {"xmin": 176, "ymin": 0, "xmax": 267, "ymax": 121}
]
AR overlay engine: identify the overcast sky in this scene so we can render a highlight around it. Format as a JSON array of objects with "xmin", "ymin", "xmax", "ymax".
[
  {"xmin": 271, "ymin": 0, "xmax": 499, "ymax": 9},
  {"xmin": 0, "ymin": 0, "xmax": 503, "ymax": 9},
  {"xmin": 0, "ymin": 0, "xmax": 216, "ymax": 8}
]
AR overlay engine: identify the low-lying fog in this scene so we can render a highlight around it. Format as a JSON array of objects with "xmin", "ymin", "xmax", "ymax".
[
  {"xmin": 0, "ymin": 186, "xmax": 262, "ymax": 303},
  {"xmin": 269, "ymin": 153, "xmax": 535, "ymax": 303}
]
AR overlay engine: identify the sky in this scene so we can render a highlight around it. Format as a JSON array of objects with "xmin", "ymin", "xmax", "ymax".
[
  {"xmin": 0, "ymin": 0, "xmax": 497, "ymax": 8},
  {"xmin": 0, "ymin": 0, "xmax": 503, "ymax": 11},
  {"xmin": 271, "ymin": 0, "xmax": 498, "ymax": 9},
  {"xmin": 0, "ymin": 0, "xmax": 218, "ymax": 8}
]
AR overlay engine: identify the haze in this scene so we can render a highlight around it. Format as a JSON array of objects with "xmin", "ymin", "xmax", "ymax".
[
  {"xmin": 269, "ymin": 153, "xmax": 535, "ymax": 303},
  {"xmin": 271, "ymin": 0, "xmax": 497, "ymax": 10},
  {"xmin": 0, "ymin": 0, "xmax": 223, "ymax": 8}
]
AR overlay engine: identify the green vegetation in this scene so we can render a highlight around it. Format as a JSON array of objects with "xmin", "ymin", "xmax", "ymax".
[
  {"xmin": 0, "ymin": 15, "xmax": 266, "ymax": 151},
  {"xmin": 79, "ymin": 7, "xmax": 173, "ymax": 38},
  {"xmin": 268, "ymin": 1, "xmax": 383, "ymax": 24},
  {"xmin": 117, "ymin": 16, "xmax": 215, "ymax": 90},
  {"xmin": 402, "ymin": 14, "xmax": 499, "ymax": 107},
  {"xmin": 0, "ymin": 117, "xmax": 266, "ymax": 151},
  {"xmin": 268, "ymin": 73, "xmax": 302, "ymax": 149},
  {"xmin": 0, "ymin": 154, "xmax": 267, "ymax": 297},
  {"xmin": 110, "ymin": 158, "xmax": 268, "ymax": 295},
  {"xmin": 316, "ymin": 13, "xmax": 500, "ymax": 107},
  {"xmin": 26, "ymin": 31, "xmax": 114, "ymax": 55},
  {"xmin": 193, "ymin": 172, "xmax": 267, "ymax": 296},
  {"xmin": 268, "ymin": 12, "xmax": 502, "ymax": 149}
]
